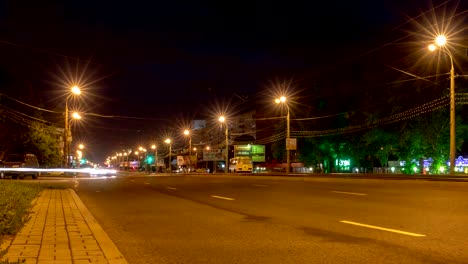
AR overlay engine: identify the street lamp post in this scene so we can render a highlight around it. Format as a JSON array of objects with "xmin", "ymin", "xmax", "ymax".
[
  {"xmin": 134, "ymin": 151, "xmax": 139, "ymax": 165},
  {"xmin": 64, "ymin": 86, "xmax": 81, "ymax": 168},
  {"xmin": 193, "ymin": 147, "xmax": 198, "ymax": 170},
  {"xmin": 138, "ymin": 146, "xmax": 147, "ymax": 171},
  {"xmin": 275, "ymin": 96, "xmax": 290, "ymax": 174},
  {"xmin": 165, "ymin": 139, "xmax": 172, "ymax": 173},
  {"xmin": 206, "ymin": 146, "xmax": 210, "ymax": 172},
  {"xmin": 76, "ymin": 144, "xmax": 84, "ymax": 168},
  {"xmin": 151, "ymin": 144, "xmax": 157, "ymax": 172},
  {"xmin": 219, "ymin": 116, "xmax": 228, "ymax": 173},
  {"xmin": 123, "ymin": 152, "xmax": 128, "ymax": 170},
  {"xmin": 429, "ymin": 35, "xmax": 456, "ymax": 174},
  {"xmin": 184, "ymin": 130, "xmax": 192, "ymax": 173}
]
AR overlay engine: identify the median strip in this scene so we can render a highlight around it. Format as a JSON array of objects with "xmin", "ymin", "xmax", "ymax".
[
  {"xmin": 332, "ymin": 191, "xmax": 367, "ymax": 196},
  {"xmin": 211, "ymin": 195, "xmax": 235, "ymax": 201},
  {"xmin": 340, "ymin": 220, "xmax": 426, "ymax": 237}
]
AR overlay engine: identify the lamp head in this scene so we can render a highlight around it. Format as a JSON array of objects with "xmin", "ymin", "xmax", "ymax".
[
  {"xmin": 435, "ymin": 35, "xmax": 447, "ymax": 47},
  {"xmin": 71, "ymin": 86, "xmax": 81, "ymax": 95}
]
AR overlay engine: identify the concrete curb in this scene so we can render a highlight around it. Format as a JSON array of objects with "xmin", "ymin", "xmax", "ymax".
[{"xmin": 69, "ymin": 189, "xmax": 128, "ymax": 264}]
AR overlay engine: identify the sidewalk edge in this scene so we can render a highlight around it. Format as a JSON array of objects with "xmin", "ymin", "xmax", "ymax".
[{"xmin": 68, "ymin": 189, "xmax": 128, "ymax": 264}]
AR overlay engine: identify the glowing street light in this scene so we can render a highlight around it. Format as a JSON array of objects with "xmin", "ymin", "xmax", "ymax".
[
  {"xmin": 218, "ymin": 116, "xmax": 228, "ymax": 173},
  {"xmin": 72, "ymin": 112, "xmax": 82, "ymax": 120},
  {"xmin": 64, "ymin": 85, "xmax": 82, "ymax": 168},
  {"xmin": 71, "ymin": 85, "xmax": 82, "ymax": 95},
  {"xmin": 428, "ymin": 34, "xmax": 456, "ymax": 174},
  {"xmin": 435, "ymin": 35, "xmax": 447, "ymax": 46},
  {"xmin": 78, "ymin": 144, "xmax": 84, "ymax": 150},
  {"xmin": 165, "ymin": 139, "xmax": 172, "ymax": 173},
  {"xmin": 275, "ymin": 96, "xmax": 291, "ymax": 173}
]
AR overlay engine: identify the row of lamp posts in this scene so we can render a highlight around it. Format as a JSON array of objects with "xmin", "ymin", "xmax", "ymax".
[{"xmin": 104, "ymin": 34, "xmax": 457, "ymax": 174}]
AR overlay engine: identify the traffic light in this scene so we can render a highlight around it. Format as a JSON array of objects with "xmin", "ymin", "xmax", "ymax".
[{"xmin": 146, "ymin": 155, "xmax": 154, "ymax": 164}]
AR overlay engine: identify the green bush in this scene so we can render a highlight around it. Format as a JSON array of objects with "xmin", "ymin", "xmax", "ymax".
[
  {"xmin": 0, "ymin": 182, "xmax": 43, "ymax": 235},
  {"xmin": 0, "ymin": 258, "xmax": 25, "ymax": 264}
]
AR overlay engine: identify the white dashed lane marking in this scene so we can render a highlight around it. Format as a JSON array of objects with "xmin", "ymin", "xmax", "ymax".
[
  {"xmin": 340, "ymin": 220, "xmax": 426, "ymax": 237},
  {"xmin": 211, "ymin": 195, "xmax": 235, "ymax": 201},
  {"xmin": 166, "ymin": 187, "xmax": 177, "ymax": 190},
  {"xmin": 332, "ymin": 191, "xmax": 367, "ymax": 196}
]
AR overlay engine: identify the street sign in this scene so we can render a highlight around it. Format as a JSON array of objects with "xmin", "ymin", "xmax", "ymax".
[{"xmin": 286, "ymin": 138, "xmax": 297, "ymax": 150}]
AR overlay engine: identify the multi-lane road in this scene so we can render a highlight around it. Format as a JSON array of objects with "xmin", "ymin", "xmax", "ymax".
[
  {"xmin": 51, "ymin": 173, "xmax": 468, "ymax": 264},
  {"xmin": 12, "ymin": 172, "xmax": 468, "ymax": 263}
]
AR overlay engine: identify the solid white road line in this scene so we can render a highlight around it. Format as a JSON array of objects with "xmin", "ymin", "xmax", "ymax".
[
  {"xmin": 211, "ymin": 195, "xmax": 235, "ymax": 201},
  {"xmin": 332, "ymin": 191, "xmax": 367, "ymax": 196},
  {"xmin": 144, "ymin": 182, "xmax": 150, "ymax": 185},
  {"xmin": 166, "ymin": 187, "xmax": 177, "ymax": 190},
  {"xmin": 252, "ymin": 184, "xmax": 269, "ymax": 187},
  {"xmin": 340, "ymin": 220, "xmax": 426, "ymax": 237}
]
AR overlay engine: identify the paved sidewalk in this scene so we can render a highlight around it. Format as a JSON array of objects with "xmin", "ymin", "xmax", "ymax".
[{"xmin": 2, "ymin": 189, "xmax": 128, "ymax": 264}]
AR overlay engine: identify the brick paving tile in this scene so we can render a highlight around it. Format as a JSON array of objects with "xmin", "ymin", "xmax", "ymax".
[{"xmin": 1, "ymin": 189, "xmax": 127, "ymax": 264}]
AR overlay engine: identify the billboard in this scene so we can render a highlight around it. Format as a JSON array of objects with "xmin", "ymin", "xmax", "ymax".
[
  {"xmin": 177, "ymin": 155, "xmax": 196, "ymax": 166},
  {"xmin": 203, "ymin": 149, "xmax": 225, "ymax": 161},
  {"xmin": 234, "ymin": 144, "xmax": 265, "ymax": 162}
]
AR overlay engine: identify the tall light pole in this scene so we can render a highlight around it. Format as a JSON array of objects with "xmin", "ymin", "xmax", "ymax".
[
  {"xmin": 275, "ymin": 96, "xmax": 290, "ymax": 173},
  {"xmin": 77, "ymin": 144, "xmax": 84, "ymax": 168},
  {"xmin": 429, "ymin": 35, "xmax": 456, "ymax": 174},
  {"xmin": 165, "ymin": 139, "xmax": 172, "ymax": 173},
  {"xmin": 219, "ymin": 116, "xmax": 228, "ymax": 173},
  {"xmin": 123, "ymin": 152, "xmax": 128, "ymax": 170},
  {"xmin": 134, "ymin": 151, "xmax": 139, "ymax": 163},
  {"xmin": 151, "ymin": 144, "xmax": 157, "ymax": 172},
  {"xmin": 64, "ymin": 86, "xmax": 81, "ymax": 167},
  {"xmin": 184, "ymin": 130, "xmax": 192, "ymax": 173},
  {"xmin": 206, "ymin": 146, "xmax": 210, "ymax": 172},
  {"xmin": 193, "ymin": 147, "xmax": 198, "ymax": 170}
]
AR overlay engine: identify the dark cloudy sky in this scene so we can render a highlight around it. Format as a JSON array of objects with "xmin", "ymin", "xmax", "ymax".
[{"xmin": 0, "ymin": 0, "xmax": 465, "ymax": 161}]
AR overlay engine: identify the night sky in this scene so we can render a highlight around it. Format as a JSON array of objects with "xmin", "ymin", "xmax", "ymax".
[{"xmin": 0, "ymin": 0, "xmax": 466, "ymax": 162}]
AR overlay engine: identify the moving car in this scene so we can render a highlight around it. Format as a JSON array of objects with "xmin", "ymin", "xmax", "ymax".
[{"xmin": 0, "ymin": 153, "xmax": 40, "ymax": 179}]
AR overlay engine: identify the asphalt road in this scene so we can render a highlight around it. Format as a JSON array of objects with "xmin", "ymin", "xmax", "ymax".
[{"xmin": 65, "ymin": 174, "xmax": 468, "ymax": 263}]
